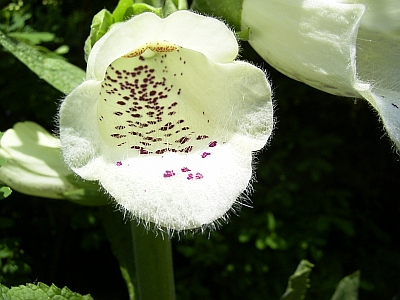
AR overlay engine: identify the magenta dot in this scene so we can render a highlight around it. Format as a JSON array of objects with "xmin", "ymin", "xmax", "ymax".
[
  {"xmin": 201, "ymin": 152, "xmax": 211, "ymax": 158},
  {"xmin": 187, "ymin": 173, "xmax": 194, "ymax": 180},
  {"xmin": 116, "ymin": 161, "xmax": 122, "ymax": 166},
  {"xmin": 163, "ymin": 170, "xmax": 175, "ymax": 178},
  {"xmin": 181, "ymin": 167, "xmax": 191, "ymax": 172},
  {"xmin": 195, "ymin": 172, "xmax": 204, "ymax": 179},
  {"xmin": 209, "ymin": 141, "xmax": 217, "ymax": 147}
]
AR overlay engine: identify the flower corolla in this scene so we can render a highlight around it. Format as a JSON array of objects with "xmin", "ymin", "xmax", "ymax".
[
  {"xmin": 59, "ymin": 11, "xmax": 273, "ymax": 230},
  {"xmin": 241, "ymin": 0, "xmax": 400, "ymax": 149}
]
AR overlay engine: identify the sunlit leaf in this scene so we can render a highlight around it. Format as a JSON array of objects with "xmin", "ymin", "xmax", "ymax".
[{"xmin": 0, "ymin": 30, "xmax": 85, "ymax": 94}]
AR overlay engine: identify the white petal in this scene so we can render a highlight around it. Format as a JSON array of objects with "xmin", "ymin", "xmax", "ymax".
[
  {"xmin": 59, "ymin": 80, "xmax": 103, "ymax": 180},
  {"xmin": 242, "ymin": 0, "xmax": 365, "ymax": 97},
  {"xmin": 0, "ymin": 122, "xmax": 75, "ymax": 199},
  {"xmin": 87, "ymin": 10, "xmax": 238, "ymax": 81}
]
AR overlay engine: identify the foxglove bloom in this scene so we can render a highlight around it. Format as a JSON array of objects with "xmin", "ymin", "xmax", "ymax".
[
  {"xmin": 241, "ymin": 0, "xmax": 400, "ymax": 149},
  {"xmin": 59, "ymin": 11, "xmax": 273, "ymax": 230}
]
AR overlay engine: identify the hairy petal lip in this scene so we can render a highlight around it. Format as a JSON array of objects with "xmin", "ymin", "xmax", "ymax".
[{"xmin": 59, "ymin": 11, "xmax": 273, "ymax": 230}]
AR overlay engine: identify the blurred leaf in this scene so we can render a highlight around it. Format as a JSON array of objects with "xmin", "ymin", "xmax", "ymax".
[
  {"xmin": 0, "ymin": 183, "xmax": 12, "ymax": 200},
  {"xmin": 8, "ymin": 32, "xmax": 55, "ymax": 45},
  {"xmin": 0, "ymin": 30, "xmax": 85, "ymax": 94},
  {"xmin": 100, "ymin": 205, "xmax": 136, "ymax": 300},
  {"xmin": 281, "ymin": 260, "xmax": 314, "ymax": 300},
  {"xmin": 0, "ymin": 282, "xmax": 93, "ymax": 300},
  {"xmin": 163, "ymin": 0, "xmax": 188, "ymax": 16},
  {"xmin": 331, "ymin": 271, "xmax": 360, "ymax": 300}
]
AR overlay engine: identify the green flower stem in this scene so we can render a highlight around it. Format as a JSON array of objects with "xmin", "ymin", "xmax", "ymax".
[{"xmin": 131, "ymin": 222, "xmax": 176, "ymax": 300}]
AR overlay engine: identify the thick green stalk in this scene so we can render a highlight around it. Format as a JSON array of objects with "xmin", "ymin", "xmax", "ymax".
[{"xmin": 131, "ymin": 222, "xmax": 176, "ymax": 300}]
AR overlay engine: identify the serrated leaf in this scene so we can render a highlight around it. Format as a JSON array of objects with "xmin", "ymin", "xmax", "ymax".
[
  {"xmin": 331, "ymin": 271, "xmax": 360, "ymax": 300},
  {"xmin": 281, "ymin": 260, "xmax": 314, "ymax": 300},
  {"xmin": 0, "ymin": 30, "xmax": 85, "ymax": 94},
  {"xmin": 0, "ymin": 282, "xmax": 93, "ymax": 300}
]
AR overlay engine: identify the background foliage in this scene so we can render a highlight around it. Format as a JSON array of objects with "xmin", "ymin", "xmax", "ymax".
[{"xmin": 1, "ymin": 0, "xmax": 400, "ymax": 299}]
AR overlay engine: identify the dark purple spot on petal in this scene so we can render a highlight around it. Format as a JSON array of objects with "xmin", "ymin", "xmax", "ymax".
[
  {"xmin": 196, "ymin": 135, "xmax": 209, "ymax": 140},
  {"xmin": 181, "ymin": 167, "xmax": 191, "ymax": 172},
  {"xmin": 116, "ymin": 161, "xmax": 122, "ymax": 166},
  {"xmin": 209, "ymin": 141, "xmax": 217, "ymax": 147}
]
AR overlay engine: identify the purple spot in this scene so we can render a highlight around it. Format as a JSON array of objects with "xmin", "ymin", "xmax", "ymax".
[
  {"xmin": 201, "ymin": 152, "xmax": 211, "ymax": 158},
  {"xmin": 195, "ymin": 172, "xmax": 204, "ymax": 180},
  {"xmin": 163, "ymin": 170, "xmax": 175, "ymax": 178},
  {"xmin": 116, "ymin": 161, "xmax": 122, "ymax": 166},
  {"xmin": 187, "ymin": 173, "xmax": 194, "ymax": 180},
  {"xmin": 209, "ymin": 141, "xmax": 217, "ymax": 147},
  {"xmin": 181, "ymin": 167, "xmax": 191, "ymax": 172},
  {"xmin": 392, "ymin": 103, "xmax": 399, "ymax": 108}
]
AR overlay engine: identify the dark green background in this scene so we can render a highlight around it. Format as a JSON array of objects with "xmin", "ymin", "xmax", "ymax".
[{"xmin": 1, "ymin": 1, "xmax": 400, "ymax": 299}]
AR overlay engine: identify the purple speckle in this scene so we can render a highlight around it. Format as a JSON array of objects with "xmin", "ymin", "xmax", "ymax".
[
  {"xmin": 209, "ymin": 141, "xmax": 217, "ymax": 147},
  {"xmin": 195, "ymin": 172, "xmax": 204, "ymax": 179},
  {"xmin": 181, "ymin": 167, "xmax": 191, "ymax": 172},
  {"xmin": 201, "ymin": 152, "xmax": 211, "ymax": 158},
  {"xmin": 116, "ymin": 161, "xmax": 122, "ymax": 166},
  {"xmin": 163, "ymin": 170, "xmax": 175, "ymax": 178},
  {"xmin": 187, "ymin": 173, "xmax": 194, "ymax": 180}
]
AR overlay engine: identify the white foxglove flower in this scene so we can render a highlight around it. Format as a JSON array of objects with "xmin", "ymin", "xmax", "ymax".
[
  {"xmin": 241, "ymin": 0, "xmax": 400, "ymax": 149},
  {"xmin": 59, "ymin": 10, "xmax": 273, "ymax": 230},
  {"xmin": 0, "ymin": 122, "xmax": 78, "ymax": 199}
]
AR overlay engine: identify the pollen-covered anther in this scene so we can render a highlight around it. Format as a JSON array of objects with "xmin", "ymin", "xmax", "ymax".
[
  {"xmin": 148, "ymin": 41, "xmax": 180, "ymax": 53},
  {"xmin": 122, "ymin": 45, "xmax": 147, "ymax": 58}
]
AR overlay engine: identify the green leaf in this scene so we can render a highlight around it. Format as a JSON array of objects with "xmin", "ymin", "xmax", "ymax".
[
  {"xmin": 113, "ymin": 0, "xmax": 134, "ymax": 22},
  {"xmin": 331, "ymin": 271, "xmax": 360, "ymax": 300},
  {"xmin": 281, "ymin": 260, "xmax": 314, "ymax": 300},
  {"xmin": 0, "ymin": 282, "xmax": 93, "ymax": 300},
  {"xmin": 0, "ymin": 30, "xmax": 85, "ymax": 94},
  {"xmin": 83, "ymin": 9, "xmax": 114, "ymax": 61},
  {"xmin": 129, "ymin": 3, "xmax": 162, "ymax": 17}
]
